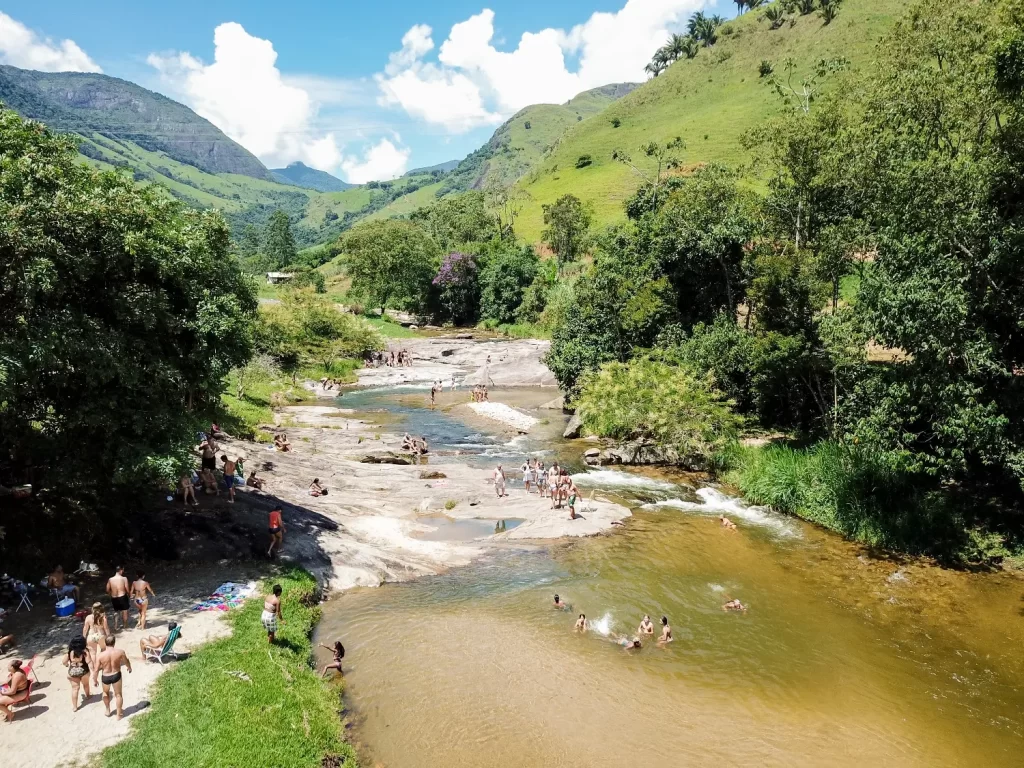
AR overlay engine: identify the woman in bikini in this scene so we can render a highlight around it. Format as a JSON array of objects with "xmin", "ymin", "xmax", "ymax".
[
  {"xmin": 131, "ymin": 570, "xmax": 156, "ymax": 630},
  {"xmin": 63, "ymin": 636, "xmax": 91, "ymax": 712},
  {"xmin": 319, "ymin": 640, "xmax": 345, "ymax": 678},
  {"xmin": 82, "ymin": 602, "xmax": 110, "ymax": 686},
  {"xmin": 0, "ymin": 659, "xmax": 30, "ymax": 721}
]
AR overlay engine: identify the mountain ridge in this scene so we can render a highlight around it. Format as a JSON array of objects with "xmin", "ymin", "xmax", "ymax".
[{"xmin": 270, "ymin": 161, "xmax": 354, "ymax": 192}]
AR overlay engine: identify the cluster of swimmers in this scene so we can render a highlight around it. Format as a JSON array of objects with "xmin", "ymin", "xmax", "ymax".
[
  {"xmin": 401, "ymin": 433, "xmax": 429, "ymax": 455},
  {"xmin": 555, "ymin": 595, "xmax": 672, "ymax": 651}
]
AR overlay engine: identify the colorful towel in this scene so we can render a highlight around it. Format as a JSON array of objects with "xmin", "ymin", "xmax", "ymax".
[{"xmin": 192, "ymin": 581, "xmax": 257, "ymax": 612}]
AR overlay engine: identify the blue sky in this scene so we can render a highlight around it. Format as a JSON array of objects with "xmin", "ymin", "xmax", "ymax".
[{"xmin": 0, "ymin": 1, "xmax": 722, "ymax": 181}]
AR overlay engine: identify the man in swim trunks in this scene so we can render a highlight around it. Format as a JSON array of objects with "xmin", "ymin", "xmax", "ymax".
[
  {"xmin": 106, "ymin": 566, "xmax": 130, "ymax": 631},
  {"xmin": 47, "ymin": 565, "xmax": 80, "ymax": 601},
  {"xmin": 638, "ymin": 615, "xmax": 655, "ymax": 635},
  {"xmin": 262, "ymin": 584, "xmax": 284, "ymax": 643},
  {"xmin": 221, "ymin": 455, "xmax": 237, "ymax": 503},
  {"xmin": 658, "ymin": 616, "xmax": 673, "ymax": 644},
  {"xmin": 97, "ymin": 635, "xmax": 132, "ymax": 719},
  {"xmin": 268, "ymin": 506, "xmax": 285, "ymax": 557},
  {"xmin": 566, "ymin": 476, "xmax": 580, "ymax": 519},
  {"xmin": 493, "ymin": 465, "xmax": 506, "ymax": 497},
  {"xmin": 199, "ymin": 435, "xmax": 218, "ymax": 473}
]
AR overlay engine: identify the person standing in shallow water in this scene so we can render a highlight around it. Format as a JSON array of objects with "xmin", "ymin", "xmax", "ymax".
[{"xmin": 658, "ymin": 616, "xmax": 673, "ymax": 645}]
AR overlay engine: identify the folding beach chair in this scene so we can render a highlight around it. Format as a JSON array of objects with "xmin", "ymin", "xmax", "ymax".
[
  {"xmin": 15, "ymin": 583, "xmax": 31, "ymax": 612},
  {"xmin": 143, "ymin": 624, "xmax": 182, "ymax": 664}
]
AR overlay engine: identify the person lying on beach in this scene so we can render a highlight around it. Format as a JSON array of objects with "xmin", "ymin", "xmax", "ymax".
[
  {"xmin": 309, "ymin": 478, "xmax": 327, "ymax": 497},
  {"xmin": 319, "ymin": 640, "xmax": 345, "ymax": 678},
  {"xmin": 658, "ymin": 616, "xmax": 673, "ymax": 644},
  {"xmin": 616, "ymin": 636, "xmax": 642, "ymax": 651},
  {"xmin": 722, "ymin": 599, "xmax": 747, "ymax": 612},
  {"xmin": 720, "ymin": 515, "xmax": 737, "ymax": 530},
  {"xmin": 246, "ymin": 471, "xmax": 265, "ymax": 490},
  {"xmin": 0, "ymin": 633, "xmax": 13, "ymax": 652},
  {"xmin": 575, "ymin": 614, "xmax": 587, "ymax": 632},
  {"xmin": 553, "ymin": 594, "xmax": 570, "ymax": 611},
  {"xmin": 139, "ymin": 622, "xmax": 179, "ymax": 657},
  {"xmin": 638, "ymin": 615, "xmax": 654, "ymax": 635}
]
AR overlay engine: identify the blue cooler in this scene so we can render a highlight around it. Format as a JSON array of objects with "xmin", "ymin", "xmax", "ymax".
[{"xmin": 55, "ymin": 597, "xmax": 76, "ymax": 617}]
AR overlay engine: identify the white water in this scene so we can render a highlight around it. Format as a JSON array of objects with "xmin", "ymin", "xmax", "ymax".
[
  {"xmin": 571, "ymin": 469, "xmax": 688, "ymax": 493},
  {"xmin": 644, "ymin": 487, "xmax": 800, "ymax": 538},
  {"xmin": 588, "ymin": 612, "xmax": 614, "ymax": 637}
]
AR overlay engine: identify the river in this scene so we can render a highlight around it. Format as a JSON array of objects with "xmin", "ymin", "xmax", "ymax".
[{"xmin": 318, "ymin": 384, "xmax": 1024, "ymax": 767}]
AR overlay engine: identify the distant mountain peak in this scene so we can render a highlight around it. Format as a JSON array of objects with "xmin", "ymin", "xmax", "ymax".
[{"xmin": 269, "ymin": 161, "xmax": 353, "ymax": 193}]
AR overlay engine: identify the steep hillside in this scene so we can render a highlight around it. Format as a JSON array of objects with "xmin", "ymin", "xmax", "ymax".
[
  {"xmin": 406, "ymin": 159, "xmax": 460, "ymax": 175},
  {"xmin": 440, "ymin": 82, "xmax": 638, "ymax": 194},
  {"xmin": 514, "ymin": 0, "xmax": 902, "ymax": 241},
  {"xmin": 0, "ymin": 65, "xmax": 268, "ymax": 179},
  {"xmin": 271, "ymin": 161, "xmax": 353, "ymax": 192}
]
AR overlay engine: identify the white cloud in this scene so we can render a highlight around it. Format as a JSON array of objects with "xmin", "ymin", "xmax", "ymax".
[
  {"xmin": 377, "ymin": 0, "xmax": 705, "ymax": 133},
  {"xmin": 147, "ymin": 22, "xmax": 343, "ymax": 171},
  {"xmin": 0, "ymin": 12, "xmax": 101, "ymax": 72},
  {"xmin": 340, "ymin": 138, "xmax": 411, "ymax": 184}
]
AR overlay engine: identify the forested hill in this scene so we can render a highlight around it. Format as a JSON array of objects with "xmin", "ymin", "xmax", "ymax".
[
  {"xmin": 0, "ymin": 65, "xmax": 269, "ymax": 179},
  {"xmin": 271, "ymin": 161, "xmax": 354, "ymax": 192}
]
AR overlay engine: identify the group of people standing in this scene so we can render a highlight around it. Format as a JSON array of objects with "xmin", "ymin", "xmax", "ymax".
[
  {"xmin": 369, "ymin": 348, "xmax": 411, "ymax": 367},
  {"xmin": 519, "ymin": 460, "xmax": 581, "ymax": 519}
]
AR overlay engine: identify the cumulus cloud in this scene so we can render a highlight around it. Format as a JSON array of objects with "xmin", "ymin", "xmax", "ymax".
[
  {"xmin": 377, "ymin": 0, "xmax": 705, "ymax": 133},
  {"xmin": 147, "ymin": 22, "xmax": 345, "ymax": 171},
  {"xmin": 0, "ymin": 12, "xmax": 101, "ymax": 72},
  {"xmin": 340, "ymin": 138, "xmax": 411, "ymax": 184}
]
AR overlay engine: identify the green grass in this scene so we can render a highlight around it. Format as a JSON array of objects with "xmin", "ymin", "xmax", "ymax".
[
  {"xmin": 513, "ymin": 0, "xmax": 904, "ymax": 241},
  {"xmin": 476, "ymin": 319, "xmax": 551, "ymax": 339},
  {"xmin": 360, "ymin": 315, "xmax": 419, "ymax": 338},
  {"xmin": 99, "ymin": 569, "xmax": 356, "ymax": 768}
]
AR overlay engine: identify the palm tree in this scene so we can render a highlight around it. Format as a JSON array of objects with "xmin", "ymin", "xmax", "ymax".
[
  {"xmin": 686, "ymin": 12, "xmax": 706, "ymax": 37},
  {"xmin": 665, "ymin": 33, "xmax": 688, "ymax": 62},
  {"xmin": 645, "ymin": 60, "xmax": 667, "ymax": 78},
  {"xmin": 819, "ymin": 0, "xmax": 841, "ymax": 23},
  {"xmin": 682, "ymin": 36, "xmax": 701, "ymax": 59},
  {"xmin": 746, "ymin": 0, "xmax": 767, "ymax": 9},
  {"xmin": 735, "ymin": 0, "xmax": 747, "ymax": 14},
  {"xmin": 762, "ymin": 5, "xmax": 786, "ymax": 29}
]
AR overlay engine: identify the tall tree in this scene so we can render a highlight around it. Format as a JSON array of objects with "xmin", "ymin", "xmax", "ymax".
[
  {"xmin": 0, "ymin": 106, "xmax": 257, "ymax": 493},
  {"xmin": 262, "ymin": 210, "xmax": 297, "ymax": 270},
  {"xmin": 341, "ymin": 219, "xmax": 439, "ymax": 313},
  {"xmin": 542, "ymin": 194, "xmax": 593, "ymax": 273}
]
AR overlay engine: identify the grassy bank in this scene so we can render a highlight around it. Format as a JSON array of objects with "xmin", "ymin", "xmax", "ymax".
[
  {"xmin": 724, "ymin": 442, "xmax": 1024, "ymax": 566},
  {"xmin": 99, "ymin": 569, "xmax": 356, "ymax": 768}
]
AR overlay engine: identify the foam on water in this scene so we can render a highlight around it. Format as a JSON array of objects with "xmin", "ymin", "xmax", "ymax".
[
  {"xmin": 644, "ymin": 487, "xmax": 800, "ymax": 538},
  {"xmin": 707, "ymin": 583, "xmax": 726, "ymax": 593},
  {"xmin": 588, "ymin": 612, "xmax": 614, "ymax": 637},
  {"xmin": 571, "ymin": 469, "xmax": 685, "ymax": 493}
]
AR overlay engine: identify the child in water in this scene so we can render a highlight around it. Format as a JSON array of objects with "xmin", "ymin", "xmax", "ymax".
[
  {"xmin": 575, "ymin": 614, "xmax": 587, "ymax": 632},
  {"xmin": 319, "ymin": 640, "xmax": 345, "ymax": 677}
]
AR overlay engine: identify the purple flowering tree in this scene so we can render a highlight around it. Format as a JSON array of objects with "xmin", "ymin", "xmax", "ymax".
[{"xmin": 432, "ymin": 251, "xmax": 481, "ymax": 325}]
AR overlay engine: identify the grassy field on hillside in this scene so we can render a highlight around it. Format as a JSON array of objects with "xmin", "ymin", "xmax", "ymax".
[
  {"xmin": 514, "ymin": 0, "xmax": 902, "ymax": 241},
  {"xmin": 99, "ymin": 569, "xmax": 356, "ymax": 768}
]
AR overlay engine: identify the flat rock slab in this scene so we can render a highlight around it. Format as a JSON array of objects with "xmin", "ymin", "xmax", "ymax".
[{"xmin": 360, "ymin": 451, "xmax": 414, "ymax": 465}]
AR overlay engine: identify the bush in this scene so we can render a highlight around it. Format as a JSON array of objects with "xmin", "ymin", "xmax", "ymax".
[
  {"xmin": 610, "ymin": 117, "xmax": 622, "ymax": 128},
  {"xmin": 479, "ymin": 244, "xmax": 539, "ymax": 324},
  {"xmin": 759, "ymin": 59, "xmax": 774, "ymax": 77},
  {"xmin": 575, "ymin": 155, "xmax": 593, "ymax": 169},
  {"xmin": 576, "ymin": 356, "xmax": 741, "ymax": 464},
  {"xmin": 524, "ymin": 121, "xmax": 531, "ymax": 129}
]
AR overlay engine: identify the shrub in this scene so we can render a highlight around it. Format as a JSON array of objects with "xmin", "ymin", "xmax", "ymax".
[
  {"xmin": 575, "ymin": 356, "xmax": 742, "ymax": 464},
  {"xmin": 524, "ymin": 121, "xmax": 532, "ymax": 129},
  {"xmin": 445, "ymin": 500, "xmax": 457, "ymax": 510},
  {"xmin": 575, "ymin": 155, "xmax": 593, "ymax": 169},
  {"xmin": 759, "ymin": 59, "xmax": 774, "ymax": 78},
  {"xmin": 610, "ymin": 117, "xmax": 622, "ymax": 128}
]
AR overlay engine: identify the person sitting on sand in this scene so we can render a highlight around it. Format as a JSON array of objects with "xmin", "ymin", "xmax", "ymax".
[
  {"xmin": 274, "ymin": 433, "xmax": 292, "ymax": 452},
  {"xmin": 553, "ymin": 594, "xmax": 570, "ymax": 611},
  {"xmin": 658, "ymin": 616, "xmax": 673, "ymax": 645},
  {"xmin": 98, "ymin": 635, "xmax": 132, "ymax": 720},
  {"xmin": 638, "ymin": 615, "xmax": 655, "ymax": 635},
  {"xmin": 47, "ymin": 565, "xmax": 81, "ymax": 601},
  {"xmin": 140, "ymin": 622, "xmax": 179, "ymax": 657},
  {"xmin": 180, "ymin": 472, "xmax": 198, "ymax": 506},
  {"xmin": 493, "ymin": 464, "xmax": 506, "ymax": 497},
  {"xmin": 0, "ymin": 659, "xmax": 30, "ymax": 722},
  {"xmin": 616, "ymin": 636, "xmax": 642, "ymax": 651},
  {"xmin": 309, "ymin": 478, "xmax": 327, "ymax": 497},
  {"xmin": 319, "ymin": 640, "xmax": 345, "ymax": 678},
  {"xmin": 722, "ymin": 599, "xmax": 747, "ymax": 612},
  {"xmin": 200, "ymin": 467, "xmax": 218, "ymax": 495},
  {"xmin": 575, "ymin": 614, "xmax": 587, "ymax": 632},
  {"xmin": 720, "ymin": 515, "xmax": 737, "ymax": 530},
  {"xmin": 246, "ymin": 471, "xmax": 265, "ymax": 491}
]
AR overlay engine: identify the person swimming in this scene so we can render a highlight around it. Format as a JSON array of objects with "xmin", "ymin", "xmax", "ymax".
[
  {"xmin": 720, "ymin": 515, "xmax": 737, "ymax": 530},
  {"xmin": 638, "ymin": 615, "xmax": 654, "ymax": 635},
  {"xmin": 658, "ymin": 616, "xmax": 673, "ymax": 644},
  {"xmin": 575, "ymin": 614, "xmax": 587, "ymax": 632},
  {"xmin": 553, "ymin": 594, "xmax": 570, "ymax": 611},
  {"xmin": 616, "ymin": 635, "xmax": 642, "ymax": 651},
  {"xmin": 723, "ymin": 599, "xmax": 747, "ymax": 612}
]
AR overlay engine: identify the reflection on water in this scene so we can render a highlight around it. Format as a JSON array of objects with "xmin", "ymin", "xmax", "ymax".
[{"xmin": 319, "ymin": 386, "xmax": 1024, "ymax": 767}]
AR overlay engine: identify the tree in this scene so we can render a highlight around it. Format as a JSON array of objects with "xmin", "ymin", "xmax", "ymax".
[
  {"xmin": 432, "ymin": 252, "xmax": 481, "ymax": 325},
  {"xmin": 410, "ymin": 191, "xmax": 495, "ymax": 251},
  {"xmin": 485, "ymin": 182, "xmax": 531, "ymax": 240},
  {"xmin": 479, "ymin": 244, "xmax": 539, "ymax": 324},
  {"xmin": 0, "ymin": 106, "xmax": 258, "ymax": 494},
  {"xmin": 262, "ymin": 210, "xmax": 297, "ymax": 270},
  {"xmin": 665, "ymin": 33, "xmax": 689, "ymax": 61},
  {"xmin": 341, "ymin": 219, "xmax": 439, "ymax": 313},
  {"xmin": 542, "ymin": 195, "xmax": 593, "ymax": 273},
  {"xmin": 613, "ymin": 136, "xmax": 685, "ymax": 212}
]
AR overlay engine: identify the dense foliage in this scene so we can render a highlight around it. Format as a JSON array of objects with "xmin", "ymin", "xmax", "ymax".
[
  {"xmin": 341, "ymin": 219, "xmax": 439, "ymax": 312},
  {"xmin": 433, "ymin": 251, "xmax": 481, "ymax": 324},
  {"xmin": 0, "ymin": 107, "xmax": 257, "ymax": 496}
]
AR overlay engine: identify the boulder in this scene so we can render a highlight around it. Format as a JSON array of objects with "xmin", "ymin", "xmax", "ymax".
[
  {"xmin": 359, "ymin": 451, "xmax": 414, "ymax": 465},
  {"xmin": 539, "ymin": 395, "xmax": 565, "ymax": 410},
  {"xmin": 563, "ymin": 414, "xmax": 584, "ymax": 439},
  {"xmin": 583, "ymin": 448, "xmax": 602, "ymax": 465},
  {"xmin": 440, "ymin": 349, "xmax": 456, "ymax": 357},
  {"xmin": 419, "ymin": 470, "xmax": 447, "ymax": 479},
  {"xmin": 588, "ymin": 441, "xmax": 709, "ymax": 471},
  {"xmin": 455, "ymin": 333, "xmax": 474, "ymax": 339}
]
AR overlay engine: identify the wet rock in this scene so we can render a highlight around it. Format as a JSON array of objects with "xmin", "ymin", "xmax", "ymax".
[
  {"xmin": 454, "ymin": 333, "xmax": 474, "ymax": 339},
  {"xmin": 419, "ymin": 470, "xmax": 447, "ymax": 479},
  {"xmin": 440, "ymin": 349, "xmax": 456, "ymax": 357},
  {"xmin": 540, "ymin": 395, "xmax": 565, "ymax": 410},
  {"xmin": 583, "ymin": 448, "xmax": 601, "ymax": 465},
  {"xmin": 588, "ymin": 441, "xmax": 709, "ymax": 471},
  {"xmin": 563, "ymin": 414, "xmax": 584, "ymax": 439},
  {"xmin": 359, "ymin": 451, "xmax": 414, "ymax": 465}
]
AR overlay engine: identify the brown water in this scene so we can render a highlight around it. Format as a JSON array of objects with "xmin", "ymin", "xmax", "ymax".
[{"xmin": 318, "ymin": 391, "xmax": 1024, "ymax": 768}]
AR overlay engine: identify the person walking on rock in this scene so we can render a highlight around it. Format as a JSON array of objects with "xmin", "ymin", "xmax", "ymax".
[{"xmin": 493, "ymin": 465, "xmax": 506, "ymax": 497}]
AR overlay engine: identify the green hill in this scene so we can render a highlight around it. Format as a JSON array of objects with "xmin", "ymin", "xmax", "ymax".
[
  {"xmin": 440, "ymin": 82, "xmax": 638, "ymax": 195},
  {"xmin": 270, "ymin": 161, "xmax": 354, "ymax": 192},
  {"xmin": 513, "ymin": 0, "xmax": 902, "ymax": 241}
]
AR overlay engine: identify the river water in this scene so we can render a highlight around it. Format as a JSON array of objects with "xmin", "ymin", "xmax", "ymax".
[{"xmin": 319, "ymin": 386, "xmax": 1024, "ymax": 768}]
